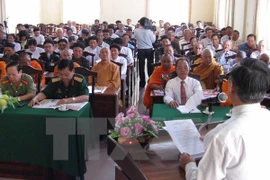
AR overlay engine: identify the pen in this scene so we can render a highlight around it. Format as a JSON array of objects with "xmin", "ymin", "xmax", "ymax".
[{"xmin": 189, "ymin": 109, "xmax": 194, "ymax": 113}]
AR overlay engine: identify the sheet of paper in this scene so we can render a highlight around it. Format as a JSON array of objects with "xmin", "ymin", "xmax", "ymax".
[
  {"xmin": 185, "ymin": 91, "xmax": 203, "ymax": 110},
  {"xmin": 176, "ymin": 105, "xmax": 201, "ymax": 114},
  {"xmin": 88, "ymin": 86, "xmax": 107, "ymax": 93},
  {"xmin": 32, "ymin": 99, "xmax": 61, "ymax": 109},
  {"xmin": 33, "ymin": 99, "xmax": 88, "ymax": 111},
  {"xmin": 164, "ymin": 119, "xmax": 204, "ymax": 159}
]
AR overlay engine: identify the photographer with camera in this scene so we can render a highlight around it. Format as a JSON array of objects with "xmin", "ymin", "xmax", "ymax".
[{"xmin": 134, "ymin": 17, "xmax": 156, "ymax": 88}]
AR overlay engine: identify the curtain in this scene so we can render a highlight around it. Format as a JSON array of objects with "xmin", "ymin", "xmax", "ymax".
[
  {"xmin": 213, "ymin": 0, "xmax": 234, "ymax": 29},
  {"xmin": 256, "ymin": 0, "xmax": 270, "ymax": 50},
  {"xmin": 0, "ymin": 0, "xmax": 6, "ymax": 23}
]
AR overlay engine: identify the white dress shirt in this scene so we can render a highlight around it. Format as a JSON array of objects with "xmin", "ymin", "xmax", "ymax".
[
  {"xmin": 134, "ymin": 27, "xmax": 156, "ymax": 49},
  {"xmin": 111, "ymin": 56, "xmax": 127, "ymax": 75},
  {"xmin": 164, "ymin": 76, "xmax": 202, "ymax": 105},
  {"xmin": 13, "ymin": 42, "xmax": 21, "ymax": 52},
  {"xmin": 110, "ymin": 33, "xmax": 119, "ymax": 39},
  {"xmin": 220, "ymin": 35, "xmax": 232, "ymax": 44},
  {"xmin": 185, "ymin": 103, "xmax": 270, "ymax": 180},
  {"xmin": 26, "ymin": 47, "xmax": 44, "ymax": 59},
  {"xmin": 120, "ymin": 46, "xmax": 133, "ymax": 64},
  {"xmin": 33, "ymin": 34, "xmax": 45, "ymax": 45},
  {"xmin": 200, "ymin": 38, "xmax": 211, "ymax": 48},
  {"xmin": 250, "ymin": 50, "xmax": 270, "ymax": 59},
  {"xmin": 84, "ymin": 46, "xmax": 102, "ymax": 65},
  {"xmin": 206, "ymin": 44, "xmax": 223, "ymax": 55}
]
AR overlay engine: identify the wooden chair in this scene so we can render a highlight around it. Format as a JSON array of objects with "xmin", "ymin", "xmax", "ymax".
[
  {"xmin": 83, "ymin": 51, "xmax": 95, "ymax": 68},
  {"xmin": 74, "ymin": 67, "xmax": 98, "ymax": 106},
  {"xmin": 37, "ymin": 23, "xmax": 46, "ymax": 35},
  {"xmin": 107, "ymin": 136, "xmax": 147, "ymax": 180},
  {"xmin": 111, "ymin": 61, "xmax": 126, "ymax": 113},
  {"xmin": 181, "ymin": 43, "xmax": 191, "ymax": 55},
  {"xmin": 188, "ymin": 72, "xmax": 200, "ymax": 81},
  {"xmin": 21, "ymin": 65, "xmax": 43, "ymax": 93}
]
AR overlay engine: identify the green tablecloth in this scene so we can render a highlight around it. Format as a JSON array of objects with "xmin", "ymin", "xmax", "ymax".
[
  {"xmin": 152, "ymin": 104, "xmax": 231, "ymax": 123},
  {"xmin": 0, "ymin": 102, "xmax": 91, "ymax": 179}
]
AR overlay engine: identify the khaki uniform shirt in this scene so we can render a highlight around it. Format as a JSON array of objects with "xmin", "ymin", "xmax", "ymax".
[
  {"xmin": 0, "ymin": 73, "xmax": 36, "ymax": 97},
  {"xmin": 42, "ymin": 74, "xmax": 88, "ymax": 99}
]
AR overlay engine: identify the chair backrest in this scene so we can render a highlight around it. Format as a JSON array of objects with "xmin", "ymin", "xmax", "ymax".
[
  {"xmin": 151, "ymin": 62, "xmax": 161, "ymax": 69},
  {"xmin": 107, "ymin": 136, "xmax": 147, "ymax": 180},
  {"xmin": 21, "ymin": 65, "xmax": 43, "ymax": 93},
  {"xmin": 188, "ymin": 72, "xmax": 200, "ymax": 81},
  {"xmin": 74, "ymin": 67, "xmax": 98, "ymax": 105},
  {"xmin": 83, "ymin": 51, "xmax": 95, "ymax": 68}
]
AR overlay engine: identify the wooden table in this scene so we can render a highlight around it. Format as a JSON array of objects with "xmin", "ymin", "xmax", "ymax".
[{"xmin": 109, "ymin": 126, "xmax": 220, "ymax": 180}]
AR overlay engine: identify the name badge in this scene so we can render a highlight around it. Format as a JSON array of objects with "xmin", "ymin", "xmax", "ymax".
[{"xmin": 50, "ymin": 63, "xmax": 55, "ymax": 66}]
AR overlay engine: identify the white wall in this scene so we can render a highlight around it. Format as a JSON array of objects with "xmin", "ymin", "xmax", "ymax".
[
  {"xmin": 190, "ymin": 0, "xmax": 215, "ymax": 25},
  {"xmin": 41, "ymin": 0, "xmax": 62, "ymax": 24},
  {"xmin": 100, "ymin": 0, "xmax": 146, "ymax": 25},
  {"xmin": 233, "ymin": 0, "xmax": 257, "ymax": 41}
]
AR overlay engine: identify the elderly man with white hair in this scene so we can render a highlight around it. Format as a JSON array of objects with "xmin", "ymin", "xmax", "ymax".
[
  {"xmin": 250, "ymin": 40, "xmax": 270, "ymax": 59},
  {"xmin": 215, "ymin": 40, "xmax": 236, "ymax": 73},
  {"xmin": 54, "ymin": 28, "xmax": 68, "ymax": 42}
]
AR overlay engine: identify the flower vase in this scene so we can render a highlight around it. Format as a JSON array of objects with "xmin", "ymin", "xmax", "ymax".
[{"xmin": 118, "ymin": 136, "xmax": 154, "ymax": 149}]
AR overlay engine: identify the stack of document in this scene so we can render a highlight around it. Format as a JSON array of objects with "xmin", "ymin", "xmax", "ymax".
[
  {"xmin": 164, "ymin": 119, "xmax": 205, "ymax": 159},
  {"xmin": 32, "ymin": 99, "xmax": 87, "ymax": 111},
  {"xmin": 88, "ymin": 86, "xmax": 107, "ymax": 93},
  {"xmin": 177, "ymin": 91, "xmax": 203, "ymax": 114}
]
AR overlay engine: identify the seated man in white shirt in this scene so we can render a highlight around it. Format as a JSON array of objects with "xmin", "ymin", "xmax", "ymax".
[
  {"xmin": 110, "ymin": 44, "xmax": 127, "ymax": 76},
  {"xmin": 26, "ymin": 39, "xmax": 44, "ymax": 59},
  {"xmin": 115, "ymin": 24, "xmax": 126, "ymax": 37},
  {"xmin": 113, "ymin": 38, "xmax": 133, "ymax": 65},
  {"xmin": 206, "ymin": 33, "xmax": 223, "ymax": 55},
  {"xmin": 54, "ymin": 28, "xmax": 68, "ymax": 42},
  {"xmin": 164, "ymin": 58, "xmax": 203, "ymax": 108},
  {"xmin": 7, "ymin": 34, "xmax": 21, "ymax": 52},
  {"xmin": 220, "ymin": 26, "xmax": 233, "ymax": 44},
  {"xmin": 200, "ymin": 27, "xmax": 213, "ymax": 48},
  {"xmin": 180, "ymin": 58, "xmax": 270, "ymax": 180},
  {"xmin": 250, "ymin": 40, "xmax": 270, "ymax": 59},
  {"xmin": 33, "ymin": 28, "xmax": 45, "ymax": 46},
  {"xmin": 84, "ymin": 36, "xmax": 102, "ymax": 65},
  {"xmin": 215, "ymin": 40, "xmax": 236, "ymax": 73}
]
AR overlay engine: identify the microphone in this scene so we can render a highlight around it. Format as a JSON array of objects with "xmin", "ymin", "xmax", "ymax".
[{"xmin": 201, "ymin": 92, "xmax": 228, "ymax": 104}]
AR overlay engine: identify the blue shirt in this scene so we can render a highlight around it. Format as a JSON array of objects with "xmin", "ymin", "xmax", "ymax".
[{"xmin": 238, "ymin": 43, "xmax": 258, "ymax": 57}]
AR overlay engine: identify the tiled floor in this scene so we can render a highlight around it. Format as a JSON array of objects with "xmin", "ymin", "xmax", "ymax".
[{"xmin": 0, "ymin": 76, "xmax": 147, "ymax": 180}]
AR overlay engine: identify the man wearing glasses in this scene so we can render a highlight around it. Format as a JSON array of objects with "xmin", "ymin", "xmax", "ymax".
[{"xmin": 28, "ymin": 60, "xmax": 89, "ymax": 106}]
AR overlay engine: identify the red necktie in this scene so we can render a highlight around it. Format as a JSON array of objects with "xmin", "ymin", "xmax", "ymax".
[{"xmin": 181, "ymin": 81, "xmax": 187, "ymax": 105}]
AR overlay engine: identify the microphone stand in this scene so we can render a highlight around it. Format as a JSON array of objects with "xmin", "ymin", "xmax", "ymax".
[{"xmin": 198, "ymin": 103, "xmax": 214, "ymax": 133}]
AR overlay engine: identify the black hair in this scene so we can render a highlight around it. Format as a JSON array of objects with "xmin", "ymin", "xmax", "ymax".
[
  {"xmin": 66, "ymin": 27, "xmax": 72, "ymax": 32},
  {"xmin": 43, "ymin": 39, "xmax": 54, "ymax": 46},
  {"xmin": 8, "ymin": 33, "xmax": 16, "ymax": 39},
  {"xmin": 18, "ymin": 30, "xmax": 29, "ymax": 39},
  {"xmin": 16, "ymin": 24, "xmax": 23, "ymax": 28},
  {"xmin": 81, "ymin": 29, "xmax": 89, "ymax": 36},
  {"xmin": 102, "ymin": 29, "xmax": 109, "ymax": 33},
  {"xmin": 6, "ymin": 61, "xmax": 20, "ymax": 71},
  {"xmin": 113, "ymin": 38, "xmax": 124, "ymax": 45},
  {"xmin": 115, "ymin": 20, "xmax": 122, "ymax": 24},
  {"xmin": 247, "ymin": 34, "xmax": 256, "ymax": 41},
  {"xmin": 95, "ymin": 29, "xmax": 102, "ymax": 35},
  {"xmin": 58, "ymin": 59, "xmax": 74, "ymax": 71},
  {"xmin": 229, "ymin": 58, "xmax": 270, "ymax": 103},
  {"xmin": 110, "ymin": 44, "xmax": 121, "ymax": 51},
  {"xmin": 58, "ymin": 39, "xmax": 68, "ymax": 44},
  {"xmin": 4, "ymin": 42, "xmax": 15, "ymax": 49},
  {"xmin": 33, "ymin": 28, "xmax": 40, "ymax": 32},
  {"xmin": 160, "ymin": 35, "xmax": 170, "ymax": 41},
  {"xmin": 24, "ymin": 24, "xmax": 30, "ymax": 29},
  {"xmin": 226, "ymin": 26, "xmax": 233, "ymax": 30},
  {"xmin": 28, "ymin": 39, "xmax": 37, "ymax": 46},
  {"xmin": 73, "ymin": 42, "xmax": 85, "ymax": 49},
  {"xmin": 88, "ymin": 36, "xmax": 98, "ymax": 42},
  {"xmin": 190, "ymin": 36, "xmax": 197, "ymax": 42},
  {"xmin": 211, "ymin": 33, "xmax": 219, "ymax": 39},
  {"xmin": 233, "ymin": 30, "xmax": 240, "ymax": 35}
]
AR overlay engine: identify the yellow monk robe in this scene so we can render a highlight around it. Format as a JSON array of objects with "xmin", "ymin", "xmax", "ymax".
[
  {"xmin": 193, "ymin": 61, "xmax": 224, "ymax": 89},
  {"xmin": 143, "ymin": 66, "xmax": 175, "ymax": 109},
  {"xmin": 0, "ymin": 61, "xmax": 6, "ymax": 80},
  {"xmin": 220, "ymin": 80, "xmax": 232, "ymax": 106},
  {"xmin": 91, "ymin": 61, "xmax": 120, "ymax": 89},
  {"xmin": 54, "ymin": 62, "xmax": 80, "ymax": 76},
  {"xmin": 29, "ymin": 60, "xmax": 45, "ymax": 85},
  {"xmin": 194, "ymin": 58, "xmax": 216, "ymax": 65}
]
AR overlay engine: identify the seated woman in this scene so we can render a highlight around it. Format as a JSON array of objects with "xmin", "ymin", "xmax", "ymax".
[{"xmin": 143, "ymin": 54, "xmax": 175, "ymax": 109}]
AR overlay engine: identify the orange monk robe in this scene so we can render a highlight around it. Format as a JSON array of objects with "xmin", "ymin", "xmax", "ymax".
[
  {"xmin": 220, "ymin": 80, "xmax": 232, "ymax": 106},
  {"xmin": 91, "ymin": 61, "xmax": 120, "ymax": 89},
  {"xmin": 194, "ymin": 58, "xmax": 216, "ymax": 65},
  {"xmin": 193, "ymin": 61, "xmax": 224, "ymax": 89},
  {"xmin": 0, "ymin": 61, "xmax": 6, "ymax": 80},
  {"xmin": 143, "ymin": 66, "xmax": 175, "ymax": 109},
  {"xmin": 53, "ymin": 62, "xmax": 80, "ymax": 76},
  {"xmin": 29, "ymin": 60, "xmax": 45, "ymax": 85}
]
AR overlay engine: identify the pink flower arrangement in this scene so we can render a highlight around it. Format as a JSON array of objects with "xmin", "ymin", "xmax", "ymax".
[{"xmin": 110, "ymin": 106, "xmax": 163, "ymax": 138}]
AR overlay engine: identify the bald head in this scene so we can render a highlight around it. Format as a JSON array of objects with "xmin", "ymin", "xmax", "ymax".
[
  {"xmin": 60, "ymin": 49, "xmax": 72, "ymax": 60},
  {"xmin": 259, "ymin": 53, "xmax": 269, "ymax": 65},
  {"xmin": 99, "ymin": 47, "xmax": 110, "ymax": 61},
  {"xmin": 201, "ymin": 49, "xmax": 213, "ymax": 65}
]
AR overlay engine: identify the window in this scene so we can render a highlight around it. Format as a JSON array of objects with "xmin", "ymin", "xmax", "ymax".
[
  {"xmin": 5, "ymin": 0, "xmax": 41, "ymax": 33},
  {"xmin": 256, "ymin": 0, "xmax": 270, "ymax": 50},
  {"xmin": 63, "ymin": 0, "xmax": 100, "ymax": 25},
  {"xmin": 148, "ymin": 0, "xmax": 189, "ymax": 25}
]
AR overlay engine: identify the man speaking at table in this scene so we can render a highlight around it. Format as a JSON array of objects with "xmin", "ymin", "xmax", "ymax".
[
  {"xmin": 179, "ymin": 58, "xmax": 270, "ymax": 180},
  {"xmin": 28, "ymin": 59, "xmax": 89, "ymax": 106},
  {"xmin": 164, "ymin": 58, "xmax": 203, "ymax": 108}
]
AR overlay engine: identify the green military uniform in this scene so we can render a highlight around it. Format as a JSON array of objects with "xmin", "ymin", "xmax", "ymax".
[
  {"xmin": 71, "ymin": 56, "xmax": 90, "ymax": 69},
  {"xmin": 42, "ymin": 73, "xmax": 89, "ymax": 99},
  {"xmin": 0, "ymin": 73, "xmax": 36, "ymax": 97}
]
